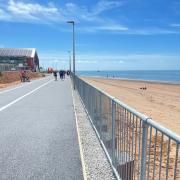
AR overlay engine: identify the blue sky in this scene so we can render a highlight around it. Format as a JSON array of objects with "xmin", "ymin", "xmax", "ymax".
[{"xmin": 0, "ymin": 0, "xmax": 180, "ymax": 70}]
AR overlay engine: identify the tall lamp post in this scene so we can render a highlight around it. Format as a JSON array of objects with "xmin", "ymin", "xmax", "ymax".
[
  {"xmin": 67, "ymin": 20, "xmax": 75, "ymax": 90},
  {"xmin": 68, "ymin": 50, "xmax": 71, "ymax": 73}
]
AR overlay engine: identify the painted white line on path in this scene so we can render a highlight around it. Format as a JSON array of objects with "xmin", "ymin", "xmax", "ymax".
[
  {"xmin": 0, "ymin": 76, "xmax": 51, "ymax": 94},
  {"xmin": 0, "ymin": 79, "xmax": 53, "ymax": 112},
  {"xmin": 71, "ymin": 81, "xmax": 88, "ymax": 180}
]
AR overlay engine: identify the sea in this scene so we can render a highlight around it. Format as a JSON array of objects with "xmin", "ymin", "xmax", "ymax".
[{"xmin": 76, "ymin": 70, "xmax": 180, "ymax": 84}]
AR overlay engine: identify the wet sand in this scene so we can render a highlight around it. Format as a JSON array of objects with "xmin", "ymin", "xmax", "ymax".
[{"xmin": 82, "ymin": 77, "xmax": 180, "ymax": 135}]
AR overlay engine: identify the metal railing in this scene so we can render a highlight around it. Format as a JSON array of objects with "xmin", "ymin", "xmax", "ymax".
[{"xmin": 75, "ymin": 75, "xmax": 180, "ymax": 180}]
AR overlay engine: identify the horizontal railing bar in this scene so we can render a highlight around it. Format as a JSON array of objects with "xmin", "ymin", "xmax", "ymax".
[
  {"xmin": 146, "ymin": 118, "xmax": 180, "ymax": 143},
  {"xmin": 114, "ymin": 98, "xmax": 148, "ymax": 121},
  {"xmin": 80, "ymin": 78, "xmax": 116, "ymax": 100}
]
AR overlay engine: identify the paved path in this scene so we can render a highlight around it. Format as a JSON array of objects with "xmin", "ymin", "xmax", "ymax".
[{"xmin": 0, "ymin": 76, "xmax": 83, "ymax": 180}]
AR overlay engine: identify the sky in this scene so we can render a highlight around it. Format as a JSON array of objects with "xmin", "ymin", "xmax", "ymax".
[{"xmin": 0, "ymin": 0, "xmax": 180, "ymax": 70}]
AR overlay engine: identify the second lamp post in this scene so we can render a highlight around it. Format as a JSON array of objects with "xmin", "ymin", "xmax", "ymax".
[{"xmin": 67, "ymin": 21, "xmax": 75, "ymax": 90}]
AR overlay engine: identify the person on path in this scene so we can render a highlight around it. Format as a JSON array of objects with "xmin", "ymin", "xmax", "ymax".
[
  {"xmin": 53, "ymin": 71, "xmax": 57, "ymax": 81},
  {"xmin": 20, "ymin": 70, "xmax": 26, "ymax": 82},
  {"xmin": 59, "ymin": 70, "xmax": 63, "ymax": 80},
  {"xmin": 63, "ymin": 70, "xmax": 66, "ymax": 79}
]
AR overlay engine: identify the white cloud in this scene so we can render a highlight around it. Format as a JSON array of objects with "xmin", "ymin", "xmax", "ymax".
[
  {"xmin": 8, "ymin": 0, "xmax": 58, "ymax": 15},
  {"xmin": 0, "ymin": 0, "xmax": 61, "ymax": 22},
  {"xmin": 92, "ymin": 0, "xmax": 122, "ymax": 15},
  {"xmin": 77, "ymin": 23, "xmax": 128, "ymax": 33},
  {"xmin": 0, "ymin": 8, "xmax": 10, "ymax": 20},
  {"xmin": 40, "ymin": 52, "xmax": 180, "ymax": 62},
  {"xmin": 0, "ymin": 0, "xmax": 128, "ymax": 33},
  {"xmin": 39, "ymin": 51, "xmax": 180, "ymax": 70},
  {"xmin": 39, "ymin": 52, "xmax": 68, "ymax": 61},
  {"xmin": 92, "ymin": 24, "xmax": 128, "ymax": 31},
  {"xmin": 0, "ymin": 0, "xmax": 123, "ymax": 23},
  {"xmin": 115, "ymin": 27, "xmax": 180, "ymax": 35},
  {"xmin": 75, "ymin": 53, "xmax": 180, "ymax": 70},
  {"xmin": 61, "ymin": 0, "xmax": 123, "ymax": 22},
  {"xmin": 75, "ymin": 53, "xmax": 180, "ymax": 69},
  {"xmin": 0, "ymin": 0, "xmax": 179, "ymax": 35},
  {"xmin": 170, "ymin": 23, "xmax": 180, "ymax": 27},
  {"xmin": 77, "ymin": 25, "xmax": 180, "ymax": 34}
]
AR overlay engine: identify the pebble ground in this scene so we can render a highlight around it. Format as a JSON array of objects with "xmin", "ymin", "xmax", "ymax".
[{"xmin": 73, "ymin": 90, "xmax": 116, "ymax": 180}]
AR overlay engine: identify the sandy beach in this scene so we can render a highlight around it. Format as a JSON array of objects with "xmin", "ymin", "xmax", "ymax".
[{"xmin": 82, "ymin": 77, "xmax": 180, "ymax": 135}]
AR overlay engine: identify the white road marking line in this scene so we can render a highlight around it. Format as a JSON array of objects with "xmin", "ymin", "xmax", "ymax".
[
  {"xmin": 0, "ymin": 82, "xmax": 33, "ymax": 94},
  {"xmin": 0, "ymin": 76, "xmax": 51, "ymax": 94},
  {"xmin": 71, "ymin": 81, "xmax": 88, "ymax": 180},
  {"xmin": 0, "ymin": 79, "xmax": 53, "ymax": 112}
]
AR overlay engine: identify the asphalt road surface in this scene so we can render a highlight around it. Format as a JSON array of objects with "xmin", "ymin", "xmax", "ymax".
[{"xmin": 0, "ymin": 76, "xmax": 83, "ymax": 180}]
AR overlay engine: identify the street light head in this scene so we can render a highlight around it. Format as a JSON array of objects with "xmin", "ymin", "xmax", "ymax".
[{"xmin": 67, "ymin": 20, "xmax": 74, "ymax": 24}]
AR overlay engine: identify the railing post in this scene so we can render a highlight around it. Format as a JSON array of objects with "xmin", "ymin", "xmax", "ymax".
[
  {"xmin": 140, "ymin": 120, "xmax": 148, "ymax": 180},
  {"xmin": 92, "ymin": 89, "xmax": 95, "ymax": 122},
  {"xmin": 112, "ymin": 99, "xmax": 116, "ymax": 166},
  {"xmin": 99, "ymin": 92, "xmax": 102, "ymax": 138},
  {"xmin": 80, "ymin": 80, "xmax": 82, "ymax": 98}
]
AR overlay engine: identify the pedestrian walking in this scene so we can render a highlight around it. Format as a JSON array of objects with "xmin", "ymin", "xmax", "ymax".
[
  {"xmin": 67, "ymin": 70, "xmax": 70, "ymax": 76},
  {"xmin": 53, "ymin": 71, "xmax": 57, "ymax": 81},
  {"xmin": 19, "ymin": 70, "xmax": 30, "ymax": 82},
  {"xmin": 59, "ymin": 70, "xmax": 63, "ymax": 80},
  {"xmin": 63, "ymin": 70, "xmax": 66, "ymax": 79}
]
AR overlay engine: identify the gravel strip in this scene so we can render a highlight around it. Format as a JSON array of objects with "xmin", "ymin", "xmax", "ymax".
[{"xmin": 73, "ymin": 90, "xmax": 116, "ymax": 180}]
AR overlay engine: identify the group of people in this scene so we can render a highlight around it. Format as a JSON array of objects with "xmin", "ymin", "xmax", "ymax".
[
  {"xmin": 53, "ymin": 70, "xmax": 69, "ymax": 81},
  {"xmin": 19, "ymin": 70, "xmax": 30, "ymax": 82}
]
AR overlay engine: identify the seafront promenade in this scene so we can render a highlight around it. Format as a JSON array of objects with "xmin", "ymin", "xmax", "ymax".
[
  {"xmin": 0, "ymin": 75, "xmax": 179, "ymax": 180},
  {"xmin": 0, "ymin": 76, "xmax": 83, "ymax": 179}
]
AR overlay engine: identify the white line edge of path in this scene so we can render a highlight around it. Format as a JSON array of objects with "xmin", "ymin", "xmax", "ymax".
[
  {"xmin": 71, "ymin": 80, "xmax": 88, "ymax": 180},
  {"xmin": 0, "ymin": 79, "xmax": 53, "ymax": 112},
  {"xmin": 0, "ymin": 76, "xmax": 51, "ymax": 94}
]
